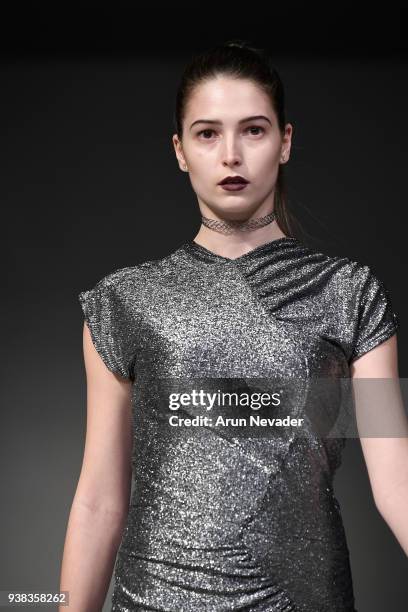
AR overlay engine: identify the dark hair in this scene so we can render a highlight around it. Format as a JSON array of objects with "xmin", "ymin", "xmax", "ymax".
[{"xmin": 174, "ymin": 39, "xmax": 300, "ymax": 238}]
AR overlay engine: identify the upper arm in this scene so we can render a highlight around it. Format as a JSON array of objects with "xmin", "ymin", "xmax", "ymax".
[
  {"xmin": 348, "ymin": 264, "xmax": 399, "ymax": 366},
  {"xmin": 351, "ymin": 333, "xmax": 408, "ymax": 509},
  {"xmin": 350, "ymin": 329, "xmax": 399, "ymax": 378},
  {"xmin": 74, "ymin": 322, "xmax": 133, "ymax": 516},
  {"xmin": 75, "ymin": 269, "xmax": 139, "ymax": 515},
  {"xmin": 347, "ymin": 265, "xmax": 407, "ymax": 507},
  {"xmin": 78, "ymin": 273, "xmax": 137, "ymax": 381}
]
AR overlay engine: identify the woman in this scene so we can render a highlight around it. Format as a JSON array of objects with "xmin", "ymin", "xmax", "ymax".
[{"xmin": 60, "ymin": 41, "xmax": 408, "ymax": 611}]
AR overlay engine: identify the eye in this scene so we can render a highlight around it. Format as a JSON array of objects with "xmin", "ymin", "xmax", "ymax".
[
  {"xmin": 197, "ymin": 128, "xmax": 215, "ymax": 139},
  {"xmin": 247, "ymin": 126, "xmax": 265, "ymax": 136},
  {"xmin": 196, "ymin": 125, "xmax": 266, "ymax": 140}
]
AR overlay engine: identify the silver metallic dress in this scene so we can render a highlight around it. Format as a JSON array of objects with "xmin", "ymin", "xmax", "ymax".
[{"xmin": 78, "ymin": 236, "xmax": 399, "ymax": 612}]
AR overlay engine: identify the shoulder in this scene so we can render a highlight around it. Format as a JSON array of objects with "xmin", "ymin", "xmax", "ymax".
[
  {"xmin": 80, "ymin": 252, "xmax": 183, "ymax": 315},
  {"xmin": 296, "ymin": 240, "xmax": 384, "ymax": 292},
  {"xmin": 93, "ymin": 252, "xmax": 175, "ymax": 293}
]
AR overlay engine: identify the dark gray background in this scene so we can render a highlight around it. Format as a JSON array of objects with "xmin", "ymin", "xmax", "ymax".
[{"xmin": 1, "ymin": 5, "xmax": 407, "ymax": 611}]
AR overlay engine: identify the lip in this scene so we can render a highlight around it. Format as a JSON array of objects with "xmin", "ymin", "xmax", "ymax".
[
  {"xmin": 218, "ymin": 175, "xmax": 249, "ymax": 185},
  {"xmin": 219, "ymin": 183, "xmax": 249, "ymax": 192}
]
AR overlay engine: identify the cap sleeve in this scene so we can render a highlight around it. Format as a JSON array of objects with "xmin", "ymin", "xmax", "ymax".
[
  {"xmin": 78, "ymin": 273, "xmax": 135, "ymax": 381},
  {"xmin": 349, "ymin": 266, "xmax": 399, "ymax": 363}
]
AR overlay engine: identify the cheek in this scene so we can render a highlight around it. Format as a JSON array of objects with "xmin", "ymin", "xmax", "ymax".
[
  {"xmin": 188, "ymin": 150, "xmax": 216, "ymax": 174},
  {"xmin": 251, "ymin": 149, "xmax": 280, "ymax": 176},
  {"xmin": 250, "ymin": 141, "xmax": 281, "ymax": 164}
]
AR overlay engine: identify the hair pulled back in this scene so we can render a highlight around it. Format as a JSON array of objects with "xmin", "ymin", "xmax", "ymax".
[{"xmin": 174, "ymin": 39, "xmax": 299, "ymax": 238}]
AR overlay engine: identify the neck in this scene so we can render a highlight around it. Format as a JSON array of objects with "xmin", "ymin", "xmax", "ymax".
[{"xmin": 193, "ymin": 213, "xmax": 287, "ymax": 257}]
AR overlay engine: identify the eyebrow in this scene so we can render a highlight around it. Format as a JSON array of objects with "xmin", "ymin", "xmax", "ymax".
[{"xmin": 190, "ymin": 115, "xmax": 272, "ymax": 130}]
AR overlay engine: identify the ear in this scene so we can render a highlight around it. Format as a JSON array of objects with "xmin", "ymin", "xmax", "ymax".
[
  {"xmin": 172, "ymin": 134, "xmax": 188, "ymax": 171},
  {"xmin": 281, "ymin": 123, "xmax": 293, "ymax": 162}
]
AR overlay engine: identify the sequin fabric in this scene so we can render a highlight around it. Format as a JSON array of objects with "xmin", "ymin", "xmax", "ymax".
[{"xmin": 78, "ymin": 236, "xmax": 399, "ymax": 611}]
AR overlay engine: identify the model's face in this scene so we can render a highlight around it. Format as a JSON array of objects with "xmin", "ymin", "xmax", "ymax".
[{"xmin": 173, "ymin": 76, "xmax": 292, "ymax": 218}]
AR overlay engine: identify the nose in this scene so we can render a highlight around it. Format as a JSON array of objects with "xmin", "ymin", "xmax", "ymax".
[{"xmin": 220, "ymin": 135, "xmax": 242, "ymax": 167}]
